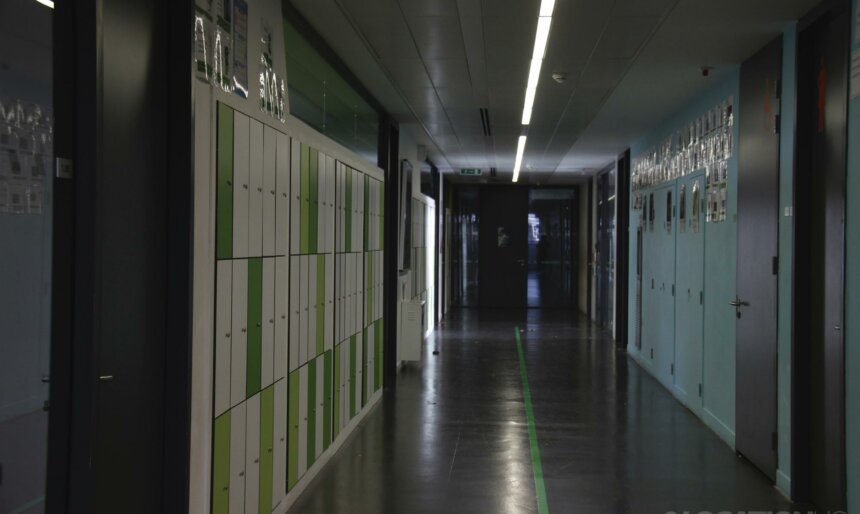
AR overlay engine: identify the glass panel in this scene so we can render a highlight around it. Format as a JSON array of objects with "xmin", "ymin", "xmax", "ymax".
[
  {"xmin": 527, "ymin": 188, "xmax": 576, "ymax": 308},
  {"xmin": 450, "ymin": 187, "xmax": 479, "ymax": 307},
  {"xmin": 283, "ymin": 18, "xmax": 379, "ymax": 163},
  {"xmin": 0, "ymin": 0, "xmax": 53, "ymax": 512}
]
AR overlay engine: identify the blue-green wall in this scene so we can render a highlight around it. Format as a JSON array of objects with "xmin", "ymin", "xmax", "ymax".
[
  {"xmin": 628, "ymin": 71, "xmax": 741, "ymax": 447},
  {"xmin": 847, "ymin": 1, "xmax": 859, "ymax": 511}
]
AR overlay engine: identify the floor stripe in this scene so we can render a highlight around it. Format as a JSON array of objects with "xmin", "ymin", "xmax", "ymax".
[
  {"xmin": 514, "ymin": 326, "xmax": 550, "ymax": 514},
  {"xmin": 9, "ymin": 495, "xmax": 45, "ymax": 514}
]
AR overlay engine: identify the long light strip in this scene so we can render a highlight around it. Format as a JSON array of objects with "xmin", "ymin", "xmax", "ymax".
[
  {"xmin": 35, "ymin": 0, "xmax": 54, "ymax": 8},
  {"xmin": 515, "ymin": 0, "xmax": 555, "ymax": 181},
  {"xmin": 512, "ymin": 135, "xmax": 527, "ymax": 183}
]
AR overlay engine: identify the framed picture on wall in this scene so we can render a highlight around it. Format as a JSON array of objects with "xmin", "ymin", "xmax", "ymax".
[{"xmin": 398, "ymin": 159, "xmax": 413, "ymax": 270}]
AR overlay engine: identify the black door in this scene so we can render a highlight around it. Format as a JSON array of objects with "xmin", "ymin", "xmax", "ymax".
[
  {"xmin": 735, "ymin": 36, "xmax": 782, "ymax": 481},
  {"xmin": 794, "ymin": 5, "xmax": 848, "ymax": 509},
  {"xmin": 479, "ymin": 187, "xmax": 528, "ymax": 308}
]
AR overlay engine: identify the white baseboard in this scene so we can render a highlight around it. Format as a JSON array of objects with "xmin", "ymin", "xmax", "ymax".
[
  {"xmin": 776, "ymin": 469, "xmax": 791, "ymax": 499},
  {"xmin": 701, "ymin": 407, "xmax": 736, "ymax": 449},
  {"xmin": 272, "ymin": 389, "xmax": 383, "ymax": 514}
]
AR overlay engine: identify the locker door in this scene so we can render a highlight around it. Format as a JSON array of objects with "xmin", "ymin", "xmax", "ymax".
[
  {"xmin": 262, "ymin": 258, "xmax": 275, "ymax": 389},
  {"xmin": 213, "ymin": 411, "xmax": 230, "ymax": 514},
  {"xmin": 315, "ymin": 354, "xmax": 325, "ymax": 459},
  {"xmin": 287, "ymin": 370, "xmax": 299, "ymax": 490},
  {"xmin": 347, "ymin": 254, "xmax": 354, "ymax": 337},
  {"xmin": 215, "ymin": 261, "xmax": 233, "ymax": 417},
  {"xmin": 336, "ymin": 165, "xmax": 343, "ymax": 252},
  {"xmin": 263, "ymin": 126, "xmax": 277, "ymax": 256},
  {"xmin": 356, "ymin": 331, "xmax": 364, "ymax": 410},
  {"xmin": 275, "ymin": 133, "xmax": 290, "ymax": 256},
  {"xmin": 317, "ymin": 154, "xmax": 326, "ymax": 255},
  {"xmin": 244, "ymin": 393, "xmax": 260, "ymax": 514},
  {"xmin": 247, "ymin": 259, "xmax": 263, "ymax": 398},
  {"xmin": 339, "ymin": 343, "xmax": 348, "ymax": 430},
  {"xmin": 308, "ymin": 148, "xmax": 318, "ymax": 254},
  {"xmin": 229, "ymin": 402, "xmax": 246, "ymax": 514},
  {"xmin": 325, "ymin": 254, "xmax": 334, "ymax": 352},
  {"xmin": 299, "ymin": 256, "xmax": 309, "ymax": 366},
  {"xmin": 333, "ymin": 345, "xmax": 341, "ymax": 438},
  {"xmin": 306, "ymin": 360, "xmax": 317, "ymax": 469},
  {"xmin": 325, "ymin": 156, "xmax": 335, "ymax": 253},
  {"xmin": 289, "ymin": 257, "xmax": 300, "ymax": 372},
  {"xmin": 355, "ymin": 254, "xmax": 362, "ymax": 335},
  {"xmin": 233, "ymin": 112, "xmax": 250, "ymax": 259},
  {"xmin": 300, "ymin": 145, "xmax": 310, "ymax": 254},
  {"xmin": 297, "ymin": 365, "xmax": 309, "ymax": 478},
  {"xmin": 259, "ymin": 386, "xmax": 274, "ymax": 514},
  {"xmin": 323, "ymin": 351, "xmax": 332, "ymax": 451},
  {"xmin": 308, "ymin": 255, "xmax": 318, "ymax": 360},
  {"xmin": 249, "ymin": 120, "xmax": 264, "ymax": 257},
  {"xmin": 272, "ymin": 379, "xmax": 287, "ymax": 509},
  {"xmin": 290, "ymin": 139, "xmax": 301, "ymax": 254},
  {"xmin": 365, "ymin": 324, "xmax": 374, "ymax": 401},
  {"xmin": 375, "ymin": 320, "xmax": 383, "ymax": 392},
  {"xmin": 216, "ymin": 103, "xmax": 234, "ymax": 260},
  {"xmin": 231, "ymin": 260, "xmax": 248, "ymax": 407},
  {"xmin": 274, "ymin": 257, "xmax": 288, "ymax": 382},
  {"xmin": 348, "ymin": 336, "xmax": 357, "ymax": 418},
  {"xmin": 315, "ymin": 255, "xmax": 325, "ymax": 356}
]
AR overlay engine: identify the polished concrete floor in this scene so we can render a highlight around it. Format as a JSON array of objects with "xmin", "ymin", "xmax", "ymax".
[{"xmin": 289, "ymin": 309, "xmax": 793, "ymax": 514}]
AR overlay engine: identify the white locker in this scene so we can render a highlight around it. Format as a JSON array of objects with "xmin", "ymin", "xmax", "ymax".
[
  {"xmin": 339, "ymin": 344, "xmax": 348, "ymax": 431},
  {"xmin": 262, "ymin": 258, "xmax": 275, "ymax": 388},
  {"xmin": 325, "ymin": 156, "xmax": 335, "ymax": 253},
  {"xmin": 263, "ymin": 126, "xmax": 277, "ymax": 256},
  {"xmin": 276, "ymin": 133, "xmax": 290, "ymax": 256},
  {"xmin": 290, "ymin": 139, "xmax": 301, "ymax": 255},
  {"xmin": 249, "ymin": 119, "xmax": 264, "ymax": 257},
  {"xmin": 289, "ymin": 257, "xmax": 300, "ymax": 372},
  {"xmin": 337, "ymin": 254, "xmax": 344, "ymax": 343},
  {"xmin": 272, "ymin": 379, "xmax": 287, "ymax": 508},
  {"xmin": 308, "ymin": 255, "xmax": 317, "ymax": 360},
  {"xmin": 325, "ymin": 254, "xmax": 334, "ymax": 352},
  {"xmin": 355, "ymin": 332, "xmax": 363, "ymax": 410},
  {"xmin": 231, "ymin": 260, "xmax": 248, "ymax": 407},
  {"xmin": 274, "ymin": 257, "xmax": 288, "ymax": 381},
  {"xmin": 345, "ymin": 254, "xmax": 352, "ymax": 338},
  {"xmin": 365, "ymin": 324, "xmax": 374, "ymax": 398},
  {"xmin": 299, "ymin": 256, "xmax": 309, "ymax": 366},
  {"xmin": 338, "ymin": 165, "xmax": 345, "ymax": 252},
  {"xmin": 229, "ymin": 402, "xmax": 246, "ymax": 514},
  {"xmin": 244, "ymin": 393, "xmax": 261, "ymax": 514},
  {"xmin": 355, "ymin": 254, "xmax": 362, "ymax": 335},
  {"xmin": 233, "ymin": 113, "xmax": 250, "ymax": 259},
  {"xmin": 315, "ymin": 354, "xmax": 325, "ymax": 459},
  {"xmin": 298, "ymin": 365, "xmax": 309, "ymax": 477},
  {"xmin": 215, "ymin": 260, "xmax": 232, "ymax": 417}
]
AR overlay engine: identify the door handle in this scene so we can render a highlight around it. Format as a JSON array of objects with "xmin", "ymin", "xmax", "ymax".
[{"xmin": 728, "ymin": 297, "xmax": 750, "ymax": 307}]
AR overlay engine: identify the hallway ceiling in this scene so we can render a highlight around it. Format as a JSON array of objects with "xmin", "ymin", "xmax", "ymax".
[{"xmin": 289, "ymin": 0, "xmax": 821, "ymax": 184}]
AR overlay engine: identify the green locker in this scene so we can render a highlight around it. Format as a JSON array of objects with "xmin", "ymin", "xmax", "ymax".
[
  {"xmin": 349, "ymin": 335, "xmax": 357, "ymax": 419},
  {"xmin": 287, "ymin": 370, "xmax": 299, "ymax": 490},
  {"xmin": 216, "ymin": 103, "xmax": 234, "ymax": 260},
  {"xmin": 333, "ymin": 344, "xmax": 341, "ymax": 439},
  {"xmin": 375, "ymin": 319, "xmax": 383, "ymax": 392},
  {"xmin": 212, "ymin": 411, "xmax": 231, "ymax": 514},
  {"xmin": 259, "ymin": 386, "xmax": 274, "ymax": 514},
  {"xmin": 345, "ymin": 169, "xmax": 352, "ymax": 252},
  {"xmin": 309, "ymin": 148, "xmax": 318, "ymax": 254},
  {"xmin": 247, "ymin": 258, "xmax": 263, "ymax": 398},
  {"xmin": 323, "ymin": 350, "xmax": 332, "ymax": 451},
  {"xmin": 306, "ymin": 359, "xmax": 317, "ymax": 469}
]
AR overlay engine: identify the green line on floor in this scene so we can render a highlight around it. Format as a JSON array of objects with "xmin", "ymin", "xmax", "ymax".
[
  {"xmin": 514, "ymin": 326, "xmax": 550, "ymax": 514},
  {"xmin": 9, "ymin": 495, "xmax": 45, "ymax": 514}
]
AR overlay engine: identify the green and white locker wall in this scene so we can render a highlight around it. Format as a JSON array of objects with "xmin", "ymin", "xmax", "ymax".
[{"xmin": 188, "ymin": 0, "xmax": 388, "ymax": 506}]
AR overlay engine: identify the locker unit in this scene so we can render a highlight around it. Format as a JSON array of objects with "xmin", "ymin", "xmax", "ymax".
[{"xmin": 211, "ymin": 103, "xmax": 385, "ymax": 513}]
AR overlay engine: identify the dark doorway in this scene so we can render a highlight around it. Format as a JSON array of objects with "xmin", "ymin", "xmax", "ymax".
[
  {"xmin": 527, "ymin": 189, "xmax": 577, "ymax": 308},
  {"xmin": 735, "ymin": 35, "xmax": 782, "ymax": 481},
  {"xmin": 478, "ymin": 187, "xmax": 529, "ymax": 308},
  {"xmin": 595, "ymin": 167, "xmax": 617, "ymax": 330},
  {"xmin": 793, "ymin": 3, "xmax": 848, "ymax": 509}
]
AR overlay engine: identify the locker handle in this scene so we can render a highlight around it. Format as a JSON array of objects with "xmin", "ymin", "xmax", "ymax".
[
  {"xmin": 243, "ymin": 184, "xmax": 249, "ymax": 189},
  {"xmin": 270, "ymin": 189, "xmax": 275, "ymax": 195},
  {"xmin": 254, "ymin": 459, "xmax": 259, "ymax": 464},
  {"xmin": 222, "ymin": 486, "xmax": 229, "ymax": 492},
  {"xmin": 239, "ymin": 472, "xmax": 245, "ymax": 477},
  {"xmin": 226, "ymin": 180, "xmax": 232, "ymax": 186},
  {"xmin": 256, "ymin": 322, "xmax": 261, "ymax": 327},
  {"xmin": 269, "ymin": 319, "xmax": 274, "ymax": 324},
  {"xmin": 268, "ymin": 448, "xmax": 273, "ymax": 453},
  {"xmin": 225, "ymin": 333, "xmax": 231, "ymax": 338},
  {"xmin": 257, "ymin": 187, "xmax": 263, "ymax": 192},
  {"xmin": 242, "ymin": 328, "xmax": 247, "ymax": 333}
]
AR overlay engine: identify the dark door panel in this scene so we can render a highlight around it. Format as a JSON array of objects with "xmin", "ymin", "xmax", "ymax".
[
  {"xmin": 479, "ymin": 187, "xmax": 528, "ymax": 308},
  {"xmin": 735, "ymin": 36, "xmax": 782, "ymax": 481}
]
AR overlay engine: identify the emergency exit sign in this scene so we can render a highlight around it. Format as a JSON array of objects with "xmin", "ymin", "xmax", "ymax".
[{"xmin": 459, "ymin": 168, "xmax": 482, "ymax": 176}]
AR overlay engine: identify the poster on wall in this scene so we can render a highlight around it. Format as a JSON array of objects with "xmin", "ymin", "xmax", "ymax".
[
  {"xmin": 679, "ymin": 184, "xmax": 686, "ymax": 233},
  {"xmin": 691, "ymin": 180, "xmax": 701, "ymax": 233}
]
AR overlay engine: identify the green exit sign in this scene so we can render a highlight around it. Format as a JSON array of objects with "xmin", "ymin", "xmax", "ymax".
[{"xmin": 459, "ymin": 168, "xmax": 482, "ymax": 176}]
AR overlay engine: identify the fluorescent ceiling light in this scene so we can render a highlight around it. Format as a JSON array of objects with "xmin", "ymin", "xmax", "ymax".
[
  {"xmin": 539, "ymin": 0, "xmax": 556, "ymax": 17},
  {"xmin": 526, "ymin": 59, "xmax": 542, "ymax": 92},
  {"xmin": 533, "ymin": 17, "xmax": 552, "ymax": 60},
  {"xmin": 35, "ymin": 0, "xmax": 54, "ymax": 7},
  {"xmin": 512, "ymin": 135, "xmax": 527, "ymax": 183}
]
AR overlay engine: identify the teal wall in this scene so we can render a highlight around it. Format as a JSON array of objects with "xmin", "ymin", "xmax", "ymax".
[
  {"xmin": 776, "ymin": 24, "xmax": 797, "ymax": 497},
  {"xmin": 628, "ymin": 72, "xmax": 741, "ymax": 447},
  {"xmin": 847, "ymin": 1, "xmax": 859, "ymax": 511}
]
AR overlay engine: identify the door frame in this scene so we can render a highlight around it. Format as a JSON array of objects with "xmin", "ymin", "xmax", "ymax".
[{"xmin": 791, "ymin": 0, "xmax": 849, "ymax": 505}]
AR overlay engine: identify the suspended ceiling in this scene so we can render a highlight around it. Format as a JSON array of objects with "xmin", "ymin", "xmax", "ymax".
[{"xmin": 289, "ymin": 0, "xmax": 822, "ymax": 184}]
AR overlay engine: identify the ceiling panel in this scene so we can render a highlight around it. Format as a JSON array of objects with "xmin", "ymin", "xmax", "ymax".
[
  {"xmin": 408, "ymin": 17, "xmax": 467, "ymax": 59},
  {"xmin": 399, "ymin": 0, "xmax": 460, "ymax": 17},
  {"xmin": 594, "ymin": 16, "xmax": 661, "ymax": 59},
  {"xmin": 424, "ymin": 58, "xmax": 473, "ymax": 88}
]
